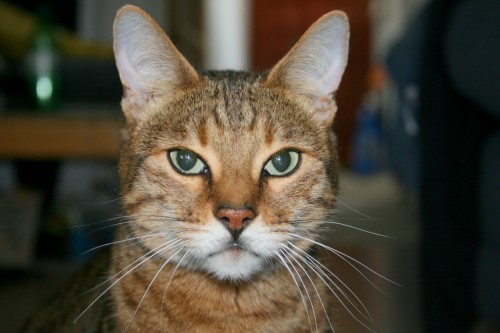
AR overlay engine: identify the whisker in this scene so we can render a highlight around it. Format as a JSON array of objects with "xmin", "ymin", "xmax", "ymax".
[
  {"xmin": 274, "ymin": 249, "xmax": 314, "ymax": 333},
  {"xmin": 82, "ymin": 220, "xmax": 132, "ymax": 236},
  {"xmin": 80, "ymin": 232, "xmax": 167, "ymax": 255},
  {"xmin": 134, "ymin": 214, "xmax": 201, "ymax": 224},
  {"xmin": 161, "ymin": 250, "xmax": 191, "ymax": 333},
  {"xmin": 79, "ymin": 197, "xmax": 122, "ymax": 205},
  {"xmin": 68, "ymin": 215, "xmax": 127, "ymax": 229},
  {"xmin": 281, "ymin": 249, "xmax": 319, "ymax": 333},
  {"xmin": 281, "ymin": 246, "xmax": 334, "ymax": 333},
  {"xmin": 291, "ymin": 218, "xmax": 393, "ymax": 238},
  {"xmin": 81, "ymin": 239, "xmax": 185, "ymax": 296},
  {"xmin": 75, "ymin": 240, "xmax": 185, "ymax": 322},
  {"xmin": 287, "ymin": 241, "xmax": 373, "ymax": 323},
  {"xmin": 289, "ymin": 233, "xmax": 401, "ymax": 287},
  {"xmin": 288, "ymin": 242, "xmax": 373, "ymax": 322},
  {"xmin": 329, "ymin": 247, "xmax": 402, "ymax": 289},
  {"xmin": 291, "ymin": 217, "xmax": 374, "ymax": 223},
  {"xmin": 78, "ymin": 215, "xmax": 201, "ymax": 238},
  {"xmin": 329, "ymin": 217, "xmax": 376, "ymax": 221},
  {"xmin": 124, "ymin": 246, "xmax": 185, "ymax": 332},
  {"xmin": 71, "ymin": 213, "xmax": 201, "ymax": 239},
  {"xmin": 335, "ymin": 199, "xmax": 373, "ymax": 220},
  {"xmin": 319, "ymin": 221, "xmax": 394, "ymax": 239}
]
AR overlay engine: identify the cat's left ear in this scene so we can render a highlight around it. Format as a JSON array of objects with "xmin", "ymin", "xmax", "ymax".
[{"xmin": 266, "ymin": 11, "xmax": 349, "ymax": 125}]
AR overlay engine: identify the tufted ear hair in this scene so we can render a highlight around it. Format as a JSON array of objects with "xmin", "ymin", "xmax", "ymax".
[
  {"xmin": 113, "ymin": 5, "xmax": 199, "ymax": 122},
  {"xmin": 266, "ymin": 11, "xmax": 349, "ymax": 125}
]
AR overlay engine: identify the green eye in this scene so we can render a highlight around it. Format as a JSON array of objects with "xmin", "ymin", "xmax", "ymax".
[
  {"xmin": 264, "ymin": 150, "xmax": 300, "ymax": 176},
  {"xmin": 169, "ymin": 149, "xmax": 207, "ymax": 175}
]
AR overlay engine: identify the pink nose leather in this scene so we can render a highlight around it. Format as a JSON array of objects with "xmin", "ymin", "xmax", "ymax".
[{"xmin": 216, "ymin": 208, "xmax": 255, "ymax": 240}]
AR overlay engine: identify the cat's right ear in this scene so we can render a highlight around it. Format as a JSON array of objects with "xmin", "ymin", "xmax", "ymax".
[{"xmin": 113, "ymin": 5, "xmax": 199, "ymax": 123}]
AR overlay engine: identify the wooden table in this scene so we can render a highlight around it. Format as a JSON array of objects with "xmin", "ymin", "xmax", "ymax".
[{"xmin": 0, "ymin": 110, "xmax": 122, "ymax": 159}]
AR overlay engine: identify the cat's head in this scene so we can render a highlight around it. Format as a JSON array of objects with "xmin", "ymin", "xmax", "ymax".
[{"xmin": 113, "ymin": 5, "xmax": 349, "ymax": 281}]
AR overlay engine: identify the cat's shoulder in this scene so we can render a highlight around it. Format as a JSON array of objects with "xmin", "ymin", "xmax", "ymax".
[{"xmin": 21, "ymin": 250, "xmax": 115, "ymax": 333}]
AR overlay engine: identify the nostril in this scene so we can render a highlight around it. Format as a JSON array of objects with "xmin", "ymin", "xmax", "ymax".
[{"xmin": 215, "ymin": 207, "xmax": 255, "ymax": 240}]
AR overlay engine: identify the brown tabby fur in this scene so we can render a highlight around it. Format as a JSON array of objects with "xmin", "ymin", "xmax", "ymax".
[{"xmin": 23, "ymin": 5, "xmax": 350, "ymax": 333}]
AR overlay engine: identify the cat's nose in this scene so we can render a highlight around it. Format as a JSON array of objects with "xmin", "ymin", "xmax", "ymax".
[{"xmin": 216, "ymin": 207, "xmax": 255, "ymax": 241}]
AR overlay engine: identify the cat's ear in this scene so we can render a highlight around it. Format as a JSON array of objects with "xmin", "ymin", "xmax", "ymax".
[
  {"xmin": 113, "ymin": 5, "xmax": 199, "ymax": 122},
  {"xmin": 266, "ymin": 11, "xmax": 349, "ymax": 125}
]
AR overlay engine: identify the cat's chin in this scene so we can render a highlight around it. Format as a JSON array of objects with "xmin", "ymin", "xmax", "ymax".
[{"xmin": 202, "ymin": 248, "xmax": 264, "ymax": 281}]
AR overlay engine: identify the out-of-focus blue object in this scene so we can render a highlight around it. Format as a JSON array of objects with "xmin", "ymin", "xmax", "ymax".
[
  {"xmin": 351, "ymin": 92, "xmax": 382, "ymax": 174},
  {"xmin": 385, "ymin": 6, "xmax": 428, "ymax": 192}
]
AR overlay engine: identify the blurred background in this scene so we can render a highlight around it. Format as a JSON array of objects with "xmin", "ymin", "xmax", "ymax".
[{"xmin": 0, "ymin": 0, "xmax": 498, "ymax": 332}]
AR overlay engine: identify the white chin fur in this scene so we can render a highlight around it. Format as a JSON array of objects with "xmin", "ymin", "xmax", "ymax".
[
  {"xmin": 185, "ymin": 217, "xmax": 286, "ymax": 281},
  {"xmin": 203, "ymin": 250, "xmax": 263, "ymax": 281}
]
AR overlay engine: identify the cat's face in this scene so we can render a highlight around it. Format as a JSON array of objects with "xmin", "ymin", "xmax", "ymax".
[
  {"xmin": 120, "ymin": 72, "xmax": 339, "ymax": 280},
  {"xmin": 114, "ymin": 7, "xmax": 348, "ymax": 281}
]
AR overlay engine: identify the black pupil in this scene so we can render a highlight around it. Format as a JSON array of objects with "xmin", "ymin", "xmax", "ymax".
[
  {"xmin": 177, "ymin": 150, "xmax": 197, "ymax": 171},
  {"xmin": 272, "ymin": 151, "xmax": 291, "ymax": 172}
]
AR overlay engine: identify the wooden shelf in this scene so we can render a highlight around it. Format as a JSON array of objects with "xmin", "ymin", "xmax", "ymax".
[{"xmin": 0, "ymin": 111, "xmax": 123, "ymax": 159}]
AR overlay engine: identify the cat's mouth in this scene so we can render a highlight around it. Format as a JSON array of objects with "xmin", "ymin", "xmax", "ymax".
[
  {"xmin": 230, "ymin": 243, "xmax": 241, "ymax": 250},
  {"xmin": 207, "ymin": 242, "xmax": 258, "ymax": 258}
]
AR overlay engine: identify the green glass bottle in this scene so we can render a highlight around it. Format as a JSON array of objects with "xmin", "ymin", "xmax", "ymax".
[{"xmin": 26, "ymin": 6, "xmax": 60, "ymax": 111}]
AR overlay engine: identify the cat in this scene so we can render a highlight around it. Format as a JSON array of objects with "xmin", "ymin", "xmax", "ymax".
[{"xmin": 23, "ymin": 4, "xmax": 353, "ymax": 333}]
